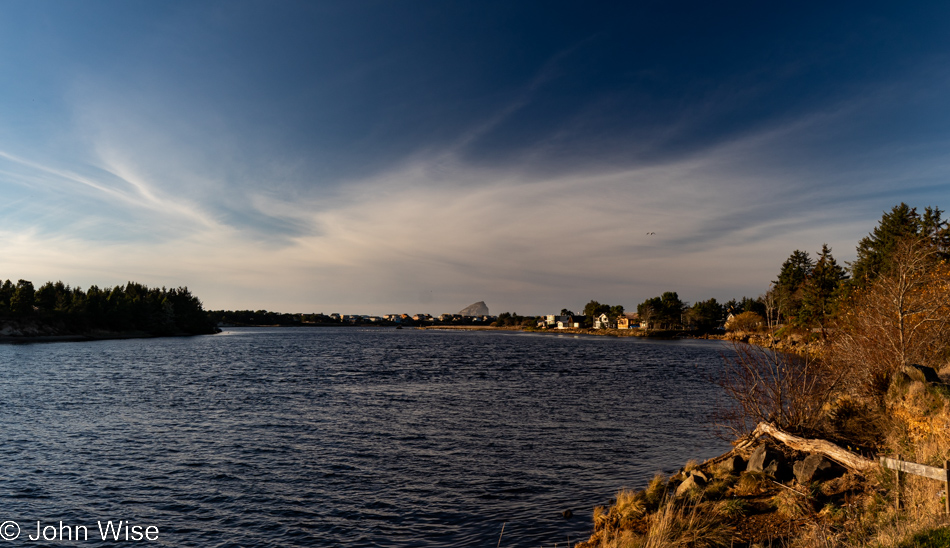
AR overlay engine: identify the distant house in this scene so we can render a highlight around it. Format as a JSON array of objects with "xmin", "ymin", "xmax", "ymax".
[
  {"xmin": 617, "ymin": 314, "xmax": 639, "ymax": 330},
  {"xmin": 593, "ymin": 313, "xmax": 611, "ymax": 329},
  {"xmin": 556, "ymin": 315, "xmax": 581, "ymax": 329}
]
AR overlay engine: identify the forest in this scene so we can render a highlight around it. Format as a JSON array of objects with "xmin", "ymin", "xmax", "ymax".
[{"xmin": 0, "ymin": 280, "xmax": 218, "ymax": 336}]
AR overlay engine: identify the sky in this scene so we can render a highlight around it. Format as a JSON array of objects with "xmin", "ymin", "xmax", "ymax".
[{"xmin": 1, "ymin": 1, "xmax": 950, "ymax": 315}]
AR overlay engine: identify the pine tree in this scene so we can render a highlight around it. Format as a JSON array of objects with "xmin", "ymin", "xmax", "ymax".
[
  {"xmin": 773, "ymin": 250, "xmax": 813, "ymax": 323},
  {"xmin": 10, "ymin": 279, "xmax": 35, "ymax": 316},
  {"xmin": 850, "ymin": 203, "xmax": 950, "ymax": 284},
  {"xmin": 799, "ymin": 244, "xmax": 848, "ymax": 333}
]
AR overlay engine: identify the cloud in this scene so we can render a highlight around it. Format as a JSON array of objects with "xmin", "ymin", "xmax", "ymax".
[
  {"xmin": 6, "ymin": 82, "xmax": 949, "ymax": 316},
  {"xmin": 5, "ymin": 20, "xmax": 950, "ymax": 316}
]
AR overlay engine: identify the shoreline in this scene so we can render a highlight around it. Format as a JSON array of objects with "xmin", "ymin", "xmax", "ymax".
[
  {"xmin": 0, "ymin": 331, "xmax": 217, "ymax": 344},
  {"xmin": 422, "ymin": 325, "xmax": 692, "ymax": 338}
]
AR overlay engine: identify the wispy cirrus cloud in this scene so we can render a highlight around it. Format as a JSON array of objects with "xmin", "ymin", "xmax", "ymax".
[{"xmin": 2, "ymin": 2, "xmax": 950, "ymax": 314}]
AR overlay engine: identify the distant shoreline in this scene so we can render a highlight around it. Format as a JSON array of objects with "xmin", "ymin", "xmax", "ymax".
[
  {"xmin": 0, "ymin": 330, "xmax": 217, "ymax": 344},
  {"xmin": 421, "ymin": 325, "xmax": 695, "ymax": 338}
]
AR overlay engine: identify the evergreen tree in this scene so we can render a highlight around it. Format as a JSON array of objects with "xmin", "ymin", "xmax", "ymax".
[
  {"xmin": 689, "ymin": 298, "xmax": 725, "ymax": 331},
  {"xmin": 0, "ymin": 279, "xmax": 14, "ymax": 313},
  {"xmin": 851, "ymin": 203, "xmax": 950, "ymax": 283},
  {"xmin": 34, "ymin": 282, "xmax": 58, "ymax": 312},
  {"xmin": 799, "ymin": 244, "xmax": 848, "ymax": 332},
  {"xmin": 637, "ymin": 292, "xmax": 685, "ymax": 329},
  {"xmin": 583, "ymin": 300, "xmax": 610, "ymax": 319},
  {"xmin": 773, "ymin": 250, "xmax": 813, "ymax": 323},
  {"xmin": 10, "ymin": 280, "xmax": 35, "ymax": 316}
]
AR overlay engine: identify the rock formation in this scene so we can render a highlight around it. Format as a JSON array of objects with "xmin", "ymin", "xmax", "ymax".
[{"xmin": 458, "ymin": 301, "xmax": 489, "ymax": 316}]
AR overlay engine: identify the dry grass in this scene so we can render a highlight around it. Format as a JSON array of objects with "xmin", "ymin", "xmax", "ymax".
[
  {"xmin": 714, "ymin": 498, "xmax": 748, "ymax": 518},
  {"xmin": 639, "ymin": 497, "xmax": 731, "ymax": 548},
  {"xmin": 643, "ymin": 474, "xmax": 668, "ymax": 510},
  {"xmin": 579, "ymin": 496, "xmax": 731, "ymax": 548},
  {"xmin": 703, "ymin": 477, "xmax": 733, "ymax": 500},
  {"xmin": 593, "ymin": 489, "xmax": 646, "ymax": 533},
  {"xmin": 734, "ymin": 471, "xmax": 770, "ymax": 497},
  {"xmin": 773, "ymin": 488, "xmax": 813, "ymax": 519}
]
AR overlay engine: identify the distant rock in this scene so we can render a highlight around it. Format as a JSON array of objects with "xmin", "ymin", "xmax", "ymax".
[{"xmin": 458, "ymin": 301, "xmax": 489, "ymax": 316}]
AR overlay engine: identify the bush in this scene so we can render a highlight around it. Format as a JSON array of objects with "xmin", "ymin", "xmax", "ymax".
[
  {"xmin": 713, "ymin": 342, "xmax": 841, "ymax": 436},
  {"xmin": 724, "ymin": 311, "xmax": 765, "ymax": 333}
]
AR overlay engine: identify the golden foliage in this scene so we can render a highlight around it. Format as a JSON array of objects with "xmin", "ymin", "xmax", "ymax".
[{"xmin": 829, "ymin": 239, "xmax": 950, "ymax": 400}]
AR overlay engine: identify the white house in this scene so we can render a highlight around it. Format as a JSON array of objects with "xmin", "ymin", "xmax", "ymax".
[{"xmin": 593, "ymin": 313, "xmax": 611, "ymax": 329}]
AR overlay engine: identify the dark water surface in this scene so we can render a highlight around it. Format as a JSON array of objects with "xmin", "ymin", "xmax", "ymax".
[{"xmin": 0, "ymin": 328, "xmax": 731, "ymax": 547}]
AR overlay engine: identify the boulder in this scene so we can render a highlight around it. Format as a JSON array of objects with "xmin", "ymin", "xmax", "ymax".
[
  {"xmin": 902, "ymin": 364, "xmax": 942, "ymax": 384},
  {"xmin": 793, "ymin": 454, "xmax": 843, "ymax": 484},
  {"xmin": 748, "ymin": 444, "xmax": 787, "ymax": 479},
  {"xmin": 748, "ymin": 445, "xmax": 774, "ymax": 472},
  {"xmin": 675, "ymin": 474, "xmax": 706, "ymax": 497},
  {"xmin": 718, "ymin": 455, "xmax": 746, "ymax": 475}
]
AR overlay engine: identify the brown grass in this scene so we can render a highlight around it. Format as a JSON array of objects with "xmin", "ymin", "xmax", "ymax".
[
  {"xmin": 773, "ymin": 488, "xmax": 814, "ymax": 519},
  {"xmin": 734, "ymin": 471, "xmax": 770, "ymax": 497},
  {"xmin": 579, "ymin": 496, "xmax": 731, "ymax": 548}
]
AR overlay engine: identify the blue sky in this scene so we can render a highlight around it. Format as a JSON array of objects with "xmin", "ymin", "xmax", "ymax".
[{"xmin": 1, "ymin": 1, "xmax": 950, "ymax": 314}]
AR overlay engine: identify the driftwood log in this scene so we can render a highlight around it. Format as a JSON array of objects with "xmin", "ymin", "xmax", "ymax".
[
  {"xmin": 739, "ymin": 422, "xmax": 876, "ymax": 473},
  {"xmin": 702, "ymin": 422, "xmax": 876, "ymax": 474}
]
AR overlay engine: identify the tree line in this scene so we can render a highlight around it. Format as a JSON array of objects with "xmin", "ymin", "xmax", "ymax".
[
  {"xmin": 631, "ymin": 204, "xmax": 950, "ymax": 334},
  {"xmin": 0, "ymin": 279, "xmax": 218, "ymax": 335},
  {"xmin": 503, "ymin": 203, "xmax": 950, "ymax": 335}
]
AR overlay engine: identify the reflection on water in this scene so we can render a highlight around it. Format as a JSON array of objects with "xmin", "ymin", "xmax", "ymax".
[{"xmin": 0, "ymin": 328, "xmax": 730, "ymax": 547}]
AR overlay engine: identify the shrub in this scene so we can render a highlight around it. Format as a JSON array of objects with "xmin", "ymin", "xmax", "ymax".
[
  {"xmin": 724, "ymin": 311, "xmax": 765, "ymax": 333},
  {"xmin": 828, "ymin": 239, "xmax": 950, "ymax": 403},
  {"xmin": 713, "ymin": 342, "xmax": 841, "ymax": 436}
]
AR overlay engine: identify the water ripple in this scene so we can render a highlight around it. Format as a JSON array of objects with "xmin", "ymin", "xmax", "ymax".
[{"xmin": 0, "ymin": 328, "xmax": 730, "ymax": 547}]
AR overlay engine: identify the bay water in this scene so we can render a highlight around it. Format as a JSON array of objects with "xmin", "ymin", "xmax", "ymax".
[{"xmin": 0, "ymin": 327, "xmax": 731, "ymax": 547}]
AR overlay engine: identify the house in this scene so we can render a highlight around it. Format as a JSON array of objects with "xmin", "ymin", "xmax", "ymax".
[
  {"xmin": 593, "ymin": 313, "xmax": 611, "ymax": 329},
  {"xmin": 617, "ymin": 314, "xmax": 639, "ymax": 330},
  {"xmin": 556, "ymin": 315, "xmax": 583, "ymax": 329}
]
